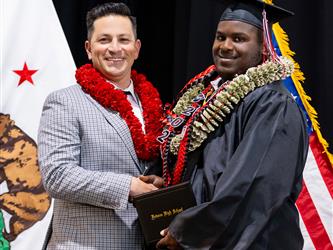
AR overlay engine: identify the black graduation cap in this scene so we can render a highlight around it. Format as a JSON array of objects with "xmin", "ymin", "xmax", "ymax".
[{"xmin": 219, "ymin": 0, "xmax": 294, "ymax": 29}]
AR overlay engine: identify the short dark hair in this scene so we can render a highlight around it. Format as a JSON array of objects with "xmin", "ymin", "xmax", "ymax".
[{"xmin": 86, "ymin": 2, "xmax": 137, "ymax": 40}]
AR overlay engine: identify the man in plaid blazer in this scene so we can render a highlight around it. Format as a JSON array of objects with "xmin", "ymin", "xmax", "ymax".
[{"xmin": 38, "ymin": 2, "xmax": 162, "ymax": 249}]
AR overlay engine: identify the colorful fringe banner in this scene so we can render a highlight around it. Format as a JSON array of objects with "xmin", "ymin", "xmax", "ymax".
[{"xmin": 272, "ymin": 21, "xmax": 333, "ymax": 250}]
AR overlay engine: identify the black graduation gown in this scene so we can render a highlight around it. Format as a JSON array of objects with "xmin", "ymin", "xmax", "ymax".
[{"xmin": 168, "ymin": 81, "xmax": 309, "ymax": 249}]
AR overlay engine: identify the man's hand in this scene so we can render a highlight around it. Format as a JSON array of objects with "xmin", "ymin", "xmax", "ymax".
[
  {"xmin": 156, "ymin": 228, "xmax": 183, "ymax": 250},
  {"xmin": 139, "ymin": 175, "xmax": 164, "ymax": 188},
  {"xmin": 129, "ymin": 177, "xmax": 158, "ymax": 198}
]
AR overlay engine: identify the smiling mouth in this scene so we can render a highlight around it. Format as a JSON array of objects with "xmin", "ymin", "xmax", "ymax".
[
  {"xmin": 221, "ymin": 57, "xmax": 234, "ymax": 60},
  {"xmin": 218, "ymin": 53, "xmax": 236, "ymax": 59},
  {"xmin": 106, "ymin": 58, "xmax": 124, "ymax": 61},
  {"xmin": 105, "ymin": 58, "xmax": 125, "ymax": 66},
  {"xmin": 218, "ymin": 56, "xmax": 236, "ymax": 64}
]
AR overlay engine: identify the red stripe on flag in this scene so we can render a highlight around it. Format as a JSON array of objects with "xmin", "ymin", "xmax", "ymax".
[
  {"xmin": 309, "ymin": 133, "xmax": 333, "ymax": 199},
  {"xmin": 296, "ymin": 183, "xmax": 333, "ymax": 250}
]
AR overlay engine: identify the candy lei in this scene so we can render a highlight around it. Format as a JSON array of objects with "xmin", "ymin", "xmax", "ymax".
[{"xmin": 159, "ymin": 57, "xmax": 294, "ymax": 186}]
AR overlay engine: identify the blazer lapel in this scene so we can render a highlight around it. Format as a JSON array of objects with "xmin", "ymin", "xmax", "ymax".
[{"xmin": 84, "ymin": 93, "xmax": 143, "ymax": 173}]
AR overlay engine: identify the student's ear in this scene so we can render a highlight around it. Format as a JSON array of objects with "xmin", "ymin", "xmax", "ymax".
[{"xmin": 262, "ymin": 44, "xmax": 269, "ymax": 58}]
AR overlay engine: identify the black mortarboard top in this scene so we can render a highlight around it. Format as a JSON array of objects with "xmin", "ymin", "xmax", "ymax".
[{"xmin": 220, "ymin": 0, "xmax": 294, "ymax": 29}]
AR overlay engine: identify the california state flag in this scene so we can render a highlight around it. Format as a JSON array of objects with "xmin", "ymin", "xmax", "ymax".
[{"xmin": 0, "ymin": 0, "xmax": 76, "ymax": 249}]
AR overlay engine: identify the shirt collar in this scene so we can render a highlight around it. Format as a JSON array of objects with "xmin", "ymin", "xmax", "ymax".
[
  {"xmin": 108, "ymin": 79, "xmax": 136, "ymax": 97},
  {"xmin": 211, "ymin": 77, "xmax": 221, "ymax": 90},
  {"xmin": 122, "ymin": 80, "xmax": 136, "ymax": 97}
]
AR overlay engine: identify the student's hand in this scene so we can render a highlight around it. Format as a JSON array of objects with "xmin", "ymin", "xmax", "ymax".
[
  {"xmin": 129, "ymin": 177, "xmax": 157, "ymax": 198},
  {"xmin": 139, "ymin": 175, "xmax": 164, "ymax": 188},
  {"xmin": 156, "ymin": 228, "xmax": 183, "ymax": 250}
]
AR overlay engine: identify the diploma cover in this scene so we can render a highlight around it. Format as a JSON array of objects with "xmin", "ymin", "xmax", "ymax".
[{"xmin": 132, "ymin": 181, "xmax": 196, "ymax": 244}]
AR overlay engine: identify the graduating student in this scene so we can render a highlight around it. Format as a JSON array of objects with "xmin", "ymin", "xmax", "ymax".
[{"xmin": 157, "ymin": 0, "xmax": 308, "ymax": 249}]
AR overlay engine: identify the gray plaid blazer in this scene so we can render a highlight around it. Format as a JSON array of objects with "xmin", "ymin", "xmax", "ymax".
[{"xmin": 38, "ymin": 84, "xmax": 150, "ymax": 249}]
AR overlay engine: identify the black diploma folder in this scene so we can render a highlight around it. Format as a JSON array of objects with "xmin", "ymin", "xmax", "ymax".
[{"xmin": 132, "ymin": 181, "xmax": 196, "ymax": 244}]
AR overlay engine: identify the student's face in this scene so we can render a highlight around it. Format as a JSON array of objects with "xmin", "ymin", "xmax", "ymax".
[
  {"xmin": 85, "ymin": 15, "xmax": 141, "ymax": 83},
  {"xmin": 212, "ymin": 20, "xmax": 262, "ymax": 80}
]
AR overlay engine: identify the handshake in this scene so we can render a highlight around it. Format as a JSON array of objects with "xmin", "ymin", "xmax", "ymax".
[{"xmin": 129, "ymin": 175, "xmax": 164, "ymax": 198}]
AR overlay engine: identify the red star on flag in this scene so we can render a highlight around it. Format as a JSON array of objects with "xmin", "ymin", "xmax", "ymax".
[{"xmin": 13, "ymin": 62, "xmax": 38, "ymax": 86}]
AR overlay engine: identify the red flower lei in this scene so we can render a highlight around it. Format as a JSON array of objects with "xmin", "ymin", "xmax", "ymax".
[{"xmin": 75, "ymin": 64, "xmax": 163, "ymax": 161}]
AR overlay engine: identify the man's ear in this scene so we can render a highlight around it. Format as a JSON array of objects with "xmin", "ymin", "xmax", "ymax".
[
  {"xmin": 85, "ymin": 40, "xmax": 92, "ymax": 60},
  {"xmin": 134, "ymin": 39, "xmax": 141, "ymax": 60}
]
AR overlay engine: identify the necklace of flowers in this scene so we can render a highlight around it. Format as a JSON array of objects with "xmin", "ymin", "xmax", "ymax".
[
  {"xmin": 75, "ymin": 64, "xmax": 163, "ymax": 161},
  {"xmin": 159, "ymin": 56, "xmax": 294, "ymax": 186}
]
